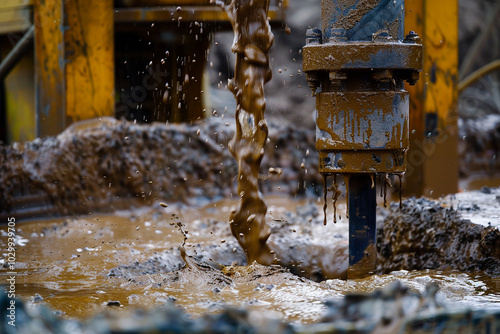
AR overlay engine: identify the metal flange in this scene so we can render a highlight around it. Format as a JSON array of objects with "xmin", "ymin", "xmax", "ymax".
[{"xmin": 303, "ymin": 41, "xmax": 422, "ymax": 84}]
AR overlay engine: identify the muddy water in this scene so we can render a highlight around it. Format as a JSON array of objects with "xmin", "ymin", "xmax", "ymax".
[
  {"xmin": 2, "ymin": 198, "xmax": 500, "ymax": 324},
  {"xmin": 219, "ymin": 0, "xmax": 275, "ymax": 264}
]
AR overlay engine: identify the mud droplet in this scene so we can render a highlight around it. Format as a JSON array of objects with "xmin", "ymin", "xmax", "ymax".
[{"xmin": 323, "ymin": 174, "xmax": 328, "ymax": 226}]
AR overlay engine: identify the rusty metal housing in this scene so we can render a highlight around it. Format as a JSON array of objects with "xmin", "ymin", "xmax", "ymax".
[
  {"xmin": 303, "ymin": 0, "xmax": 423, "ymax": 278},
  {"xmin": 303, "ymin": 34, "xmax": 422, "ymax": 174}
]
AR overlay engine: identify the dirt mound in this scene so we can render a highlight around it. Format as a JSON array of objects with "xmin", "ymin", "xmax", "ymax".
[
  {"xmin": 377, "ymin": 196, "xmax": 500, "ymax": 276},
  {"xmin": 0, "ymin": 117, "xmax": 320, "ymax": 217}
]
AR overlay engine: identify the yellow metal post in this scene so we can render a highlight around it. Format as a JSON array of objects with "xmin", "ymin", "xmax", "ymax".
[
  {"xmin": 63, "ymin": 0, "xmax": 114, "ymax": 124},
  {"xmin": 0, "ymin": 0, "xmax": 35, "ymax": 143},
  {"xmin": 3, "ymin": 49, "xmax": 36, "ymax": 143},
  {"xmin": 34, "ymin": 0, "xmax": 114, "ymax": 137},
  {"xmin": 404, "ymin": 0, "xmax": 459, "ymax": 197},
  {"xmin": 34, "ymin": 0, "xmax": 64, "ymax": 137}
]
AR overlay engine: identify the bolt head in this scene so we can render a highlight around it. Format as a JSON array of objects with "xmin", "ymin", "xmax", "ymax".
[
  {"xmin": 328, "ymin": 28, "xmax": 347, "ymax": 42},
  {"xmin": 373, "ymin": 29, "xmax": 393, "ymax": 42},
  {"xmin": 403, "ymin": 31, "xmax": 420, "ymax": 43},
  {"xmin": 306, "ymin": 28, "xmax": 322, "ymax": 44}
]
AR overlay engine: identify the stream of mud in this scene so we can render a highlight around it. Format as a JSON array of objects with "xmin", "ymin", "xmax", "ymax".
[{"xmin": 218, "ymin": 0, "xmax": 276, "ymax": 265}]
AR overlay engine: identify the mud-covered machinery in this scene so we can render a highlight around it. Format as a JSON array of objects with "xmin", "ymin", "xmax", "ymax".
[{"xmin": 303, "ymin": 0, "xmax": 422, "ymax": 278}]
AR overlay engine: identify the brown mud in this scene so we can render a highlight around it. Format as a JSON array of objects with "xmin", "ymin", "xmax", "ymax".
[
  {"xmin": 0, "ymin": 116, "xmax": 322, "ymax": 218},
  {"xmin": 377, "ymin": 195, "xmax": 500, "ymax": 276},
  {"xmin": 218, "ymin": 0, "xmax": 275, "ymax": 265},
  {"xmin": 2, "ymin": 195, "xmax": 500, "ymax": 325}
]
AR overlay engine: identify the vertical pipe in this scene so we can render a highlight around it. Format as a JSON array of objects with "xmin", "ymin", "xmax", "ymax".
[
  {"xmin": 34, "ymin": 0, "xmax": 65, "ymax": 137},
  {"xmin": 348, "ymin": 174, "xmax": 377, "ymax": 278},
  {"xmin": 321, "ymin": 0, "xmax": 405, "ymax": 42}
]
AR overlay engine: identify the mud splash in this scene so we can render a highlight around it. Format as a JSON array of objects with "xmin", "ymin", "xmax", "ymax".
[
  {"xmin": 1, "ymin": 197, "xmax": 500, "ymax": 326},
  {"xmin": 219, "ymin": 0, "xmax": 275, "ymax": 264}
]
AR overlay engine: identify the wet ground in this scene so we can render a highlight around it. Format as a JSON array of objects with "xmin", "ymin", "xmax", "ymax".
[
  {"xmin": 2, "ymin": 195, "xmax": 500, "ymax": 326},
  {"xmin": 1, "ymin": 116, "xmax": 500, "ymax": 331}
]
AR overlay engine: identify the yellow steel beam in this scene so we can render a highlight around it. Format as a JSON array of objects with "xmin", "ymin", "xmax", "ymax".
[
  {"xmin": 34, "ymin": 0, "xmax": 114, "ymax": 137},
  {"xmin": 404, "ymin": 0, "xmax": 459, "ymax": 197},
  {"xmin": 2, "ymin": 48, "xmax": 36, "ymax": 143},
  {"xmin": 0, "ymin": 0, "xmax": 33, "ymax": 35},
  {"xmin": 63, "ymin": 0, "xmax": 114, "ymax": 124},
  {"xmin": 34, "ymin": 0, "xmax": 65, "ymax": 137},
  {"xmin": 114, "ymin": 5, "xmax": 286, "ymax": 23}
]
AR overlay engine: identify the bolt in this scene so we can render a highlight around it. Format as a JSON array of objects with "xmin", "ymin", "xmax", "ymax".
[
  {"xmin": 406, "ymin": 70, "xmax": 420, "ymax": 85},
  {"xmin": 372, "ymin": 30, "xmax": 392, "ymax": 42},
  {"xmin": 403, "ymin": 31, "xmax": 420, "ymax": 44},
  {"xmin": 306, "ymin": 28, "xmax": 322, "ymax": 44},
  {"xmin": 306, "ymin": 72, "xmax": 320, "ymax": 96},
  {"xmin": 328, "ymin": 28, "xmax": 347, "ymax": 42},
  {"xmin": 329, "ymin": 71, "xmax": 347, "ymax": 81}
]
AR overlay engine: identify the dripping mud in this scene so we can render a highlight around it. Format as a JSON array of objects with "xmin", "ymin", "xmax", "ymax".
[
  {"xmin": 218, "ymin": 0, "xmax": 275, "ymax": 265},
  {"xmin": 2, "ymin": 1, "xmax": 500, "ymax": 330},
  {"xmin": 1, "ymin": 95, "xmax": 500, "ymax": 331},
  {"xmin": 1, "ymin": 115, "xmax": 500, "ymax": 328}
]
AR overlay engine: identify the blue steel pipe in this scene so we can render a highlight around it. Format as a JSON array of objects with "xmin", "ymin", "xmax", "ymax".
[{"xmin": 321, "ymin": 0, "xmax": 405, "ymax": 42}]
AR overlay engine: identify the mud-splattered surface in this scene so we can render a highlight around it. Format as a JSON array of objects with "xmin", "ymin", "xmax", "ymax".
[
  {"xmin": 216, "ymin": 0, "xmax": 275, "ymax": 265},
  {"xmin": 377, "ymin": 190, "xmax": 500, "ymax": 276},
  {"xmin": 1, "ymin": 195, "xmax": 500, "ymax": 326},
  {"xmin": 0, "ymin": 117, "xmax": 321, "ymax": 218}
]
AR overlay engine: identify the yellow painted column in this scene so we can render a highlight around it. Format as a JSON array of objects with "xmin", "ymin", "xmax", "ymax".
[
  {"xmin": 34, "ymin": 0, "xmax": 114, "ymax": 137},
  {"xmin": 34, "ymin": 0, "xmax": 65, "ymax": 137},
  {"xmin": 404, "ymin": 0, "xmax": 459, "ymax": 197},
  {"xmin": 63, "ymin": 0, "xmax": 114, "ymax": 124},
  {"xmin": 4, "ymin": 50, "xmax": 36, "ymax": 143}
]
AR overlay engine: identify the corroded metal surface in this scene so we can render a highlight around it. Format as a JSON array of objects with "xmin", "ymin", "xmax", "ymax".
[
  {"xmin": 303, "ymin": 42, "xmax": 422, "ymax": 72},
  {"xmin": 316, "ymin": 90, "xmax": 408, "ymax": 173},
  {"xmin": 404, "ymin": 0, "xmax": 459, "ymax": 198},
  {"xmin": 34, "ymin": 0, "xmax": 114, "ymax": 137},
  {"xmin": 303, "ymin": 0, "xmax": 422, "ymax": 278},
  {"xmin": 34, "ymin": 0, "xmax": 65, "ymax": 137},
  {"xmin": 319, "ymin": 150, "xmax": 406, "ymax": 173},
  {"xmin": 316, "ymin": 91, "xmax": 409, "ymax": 150},
  {"xmin": 321, "ymin": 0, "xmax": 405, "ymax": 41},
  {"xmin": 63, "ymin": 0, "xmax": 115, "ymax": 125}
]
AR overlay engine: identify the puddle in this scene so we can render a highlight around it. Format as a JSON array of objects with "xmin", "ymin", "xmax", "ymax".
[{"xmin": 1, "ymin": 197, "xmax": 499, "ymax": 324}]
